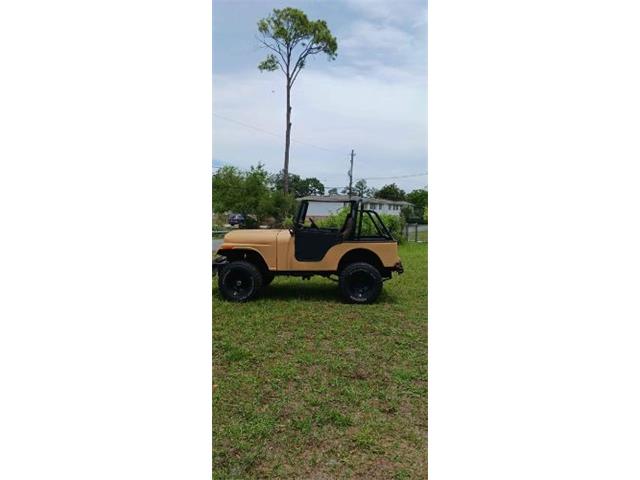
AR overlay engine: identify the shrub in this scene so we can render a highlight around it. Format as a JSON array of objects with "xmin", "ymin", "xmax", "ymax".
[
  {"xmin": 242, "ymin": 216, "xmax": 259, "ymax": 229},
  {"xmin": 257, "ymin": 191, "xmax": 296, "ymax": 225},
  {"xmin": 400, "ymin": 205, "xmax": 414, "ymax": 221},
  {"xmin": 317, "ymin": 207, "xmax": 350, "ymax": 229},
  {"xmin": 282, "ymin": 216, "xmax": 294, "ymax": 229},
  {"xmin": 379, "ymin": 213, "xmax": 405, "ymax": 243},
  {"xmin": 317, "ymin": 207, "xmax": 405, "ymax": 243}
]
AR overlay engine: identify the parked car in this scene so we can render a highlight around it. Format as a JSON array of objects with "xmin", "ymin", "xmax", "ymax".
[
  {"xmin": 227, "ymin": 213, "xmax": 245, "ymax": 226},
  {"xmin": 213, "ymin": 198, "xmax": 403, "ymax": 304}
]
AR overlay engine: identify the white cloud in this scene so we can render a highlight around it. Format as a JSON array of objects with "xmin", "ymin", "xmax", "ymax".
[
  {"xmin": 213, "ymin": 67, "xmax": 427, "ymax": 191},
  {"xmin": 337, "ymin": 9, "xmax": 427, "ymax": 83},
  {"xmin": 212, "ymin": 0, "xmax": 428, "ymax": 192},
  {"xmin": 341, "ymin": 21, "xmax": 413, "ymax": 54},
  {"xmin": 343, "ymin": 0, "xmax": 427, "ymax": 26}
]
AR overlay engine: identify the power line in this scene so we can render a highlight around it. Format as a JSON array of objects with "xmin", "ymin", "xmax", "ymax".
[
  {"xmin": 317, "ymin": 172, "xmax": 427, "ymax": 183},
  {"xmin": 213, "ymin": 161, "xmax": 427, "ymax": 185},
  {"xmin": 213, "ymin": 113, "xmax": 343, "ymax": 154},
  {"xmin": 362, "ymin": 173, "xmax": 428, "ymax": 181},
  {"xmin": 213, "ymin": 114, "xmax": 427, "ymax": 183},
  {"xmin": 214, "ymin": 114, "xmax": 427, "ymax": 181}
]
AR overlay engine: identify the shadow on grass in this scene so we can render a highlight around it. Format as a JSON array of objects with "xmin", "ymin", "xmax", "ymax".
[{"xmin": 213, "ymin": 280, "xmax": 397, "ymax": 304}]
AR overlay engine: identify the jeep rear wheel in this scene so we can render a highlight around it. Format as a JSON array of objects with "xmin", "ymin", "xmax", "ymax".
[
  {"xmin": 218, "ymin": 261, "xmax": 262, "ymax": 302},
  {"xmin": 262, "ymin": 271, "xmax": 275, "ymax": 287},
  {"xmin": 339, "ymin": 262, "xmax": 383, "ymax": 304}
]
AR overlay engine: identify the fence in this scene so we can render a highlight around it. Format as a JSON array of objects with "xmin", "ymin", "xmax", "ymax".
[{"xmin": 403, "ymin": 223, "xmax": 428, "ymax": 243}]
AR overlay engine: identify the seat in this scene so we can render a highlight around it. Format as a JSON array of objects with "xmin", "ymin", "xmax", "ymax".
[{"xmin": 340, "ymin": 215, "xmax": 354, "ymax": 240}]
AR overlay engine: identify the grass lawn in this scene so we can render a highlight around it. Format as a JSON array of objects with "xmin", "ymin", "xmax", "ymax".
[{"xmin": 213, "ymin": 242, "xmax": 427, "ymax": 479}]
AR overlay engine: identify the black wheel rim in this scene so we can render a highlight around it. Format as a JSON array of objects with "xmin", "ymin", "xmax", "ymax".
[
  {"xmin": 224, "ymin": 269, "xmax": 253, "ymax": 298},
  {"xmin": 347, "ymin": 271, "xmax": 373, "ymax": 299}
]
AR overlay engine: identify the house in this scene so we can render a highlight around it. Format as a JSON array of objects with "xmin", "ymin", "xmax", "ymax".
[{"xmin": 297, "ymin": 195, "xmax": 413, "ymax": 218}]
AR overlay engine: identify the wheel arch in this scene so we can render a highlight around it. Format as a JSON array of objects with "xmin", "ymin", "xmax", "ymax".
[
  {"xmin": 337, "ymin": 248, "xmax": 386, "ymax": 275},
  {"xmin": 218, "ymin": 248, "xmax": 270, "ymax": 275}
]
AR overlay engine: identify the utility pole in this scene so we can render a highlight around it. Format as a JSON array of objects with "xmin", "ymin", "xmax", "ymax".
[{"xmin": 348, "ymin": 149, "xmax": 355, "ymax": 197}]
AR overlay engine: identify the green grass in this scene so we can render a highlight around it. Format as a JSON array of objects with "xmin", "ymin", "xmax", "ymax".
[{"xmin": 213, "ymin": 242, "xmax": 427, "ymax": 479}]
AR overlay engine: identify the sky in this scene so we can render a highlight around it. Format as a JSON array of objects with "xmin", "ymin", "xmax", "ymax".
[{"xmin": 213, "ymin": 0, "xmax": 427, "ymax": 193}]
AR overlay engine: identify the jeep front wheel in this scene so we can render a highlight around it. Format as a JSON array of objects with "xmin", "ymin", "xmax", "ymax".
[
  {"xmin": 218, "ymin": 261, "xmax": 262, "ymax": 302},
  {"xmin": 339, "ymin": 262, "xmax": 383, "ymax": 304}
]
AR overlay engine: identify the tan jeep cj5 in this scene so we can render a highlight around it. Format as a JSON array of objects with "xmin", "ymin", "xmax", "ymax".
[{"xmin": 213, "ymin": 197, "xmax": 404, "ymax": 303}]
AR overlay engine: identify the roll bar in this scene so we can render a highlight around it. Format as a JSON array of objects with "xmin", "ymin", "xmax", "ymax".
[{"xmin": 294, "ymin": 198, "xmax": 394, "ymax": 241}]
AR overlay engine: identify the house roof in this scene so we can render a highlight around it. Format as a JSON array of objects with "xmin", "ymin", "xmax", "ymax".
[
  {"xmin": 365, "ymin": 198, "xmax": 413, "ymax": 206},
  {"xmin": 297, "ymin": 195, "xmax": 361, "ymax": 203},
  {"xmin": 297, "ymin": 195, "xmax": 413, "ymax": 206}
]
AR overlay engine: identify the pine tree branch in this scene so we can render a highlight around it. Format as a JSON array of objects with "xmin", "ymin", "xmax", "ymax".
[
  {"xmin": 290, "ymin": 41, "xmax": 317, "ymax": 86},
  {"xmin": 257, "ymin": 34, "xmax": 289, "ymax": 69}
]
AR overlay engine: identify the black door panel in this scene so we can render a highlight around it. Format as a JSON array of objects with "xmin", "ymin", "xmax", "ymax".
[{"xmin": 294, "ymin": 229, "xmax": 342, "ymax": 261}]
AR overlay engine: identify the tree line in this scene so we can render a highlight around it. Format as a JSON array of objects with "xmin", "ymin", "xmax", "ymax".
[{"xmin": 212, "ymin": 164, "xmax": 428, "ymax": 226}]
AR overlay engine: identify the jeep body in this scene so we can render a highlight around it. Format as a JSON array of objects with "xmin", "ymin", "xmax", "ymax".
[{"xmin": 213, "ymin": 198, "xmax": 403, "ymax": 303}]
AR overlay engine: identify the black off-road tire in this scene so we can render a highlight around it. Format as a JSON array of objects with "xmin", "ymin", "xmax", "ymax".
[
  {"xmin": 218, "ymin": 261, "xmax": 263, "ymax": 302},
  {"xmin": 339, "ymin": 262, "xmax": 383, "ymax": 304},
  {"xmin": 262, "ymin": 271, "xmax": 275, "ymax": 287}
]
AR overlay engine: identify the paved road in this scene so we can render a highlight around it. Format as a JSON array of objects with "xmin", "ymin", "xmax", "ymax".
[{"xmin": 212, "ymin": 239, "xmax": 223, "ymax": 252}]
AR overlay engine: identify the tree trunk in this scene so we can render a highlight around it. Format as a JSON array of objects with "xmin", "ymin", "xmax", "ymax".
[{"xmin": 283, "ymin": 79, "xmax": 292, "ymax": 195}]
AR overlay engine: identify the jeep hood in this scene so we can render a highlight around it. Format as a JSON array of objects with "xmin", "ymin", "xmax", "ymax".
[{"xmin": 222, "ymin": 228, "xmax": 284, "ymax": 246}]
